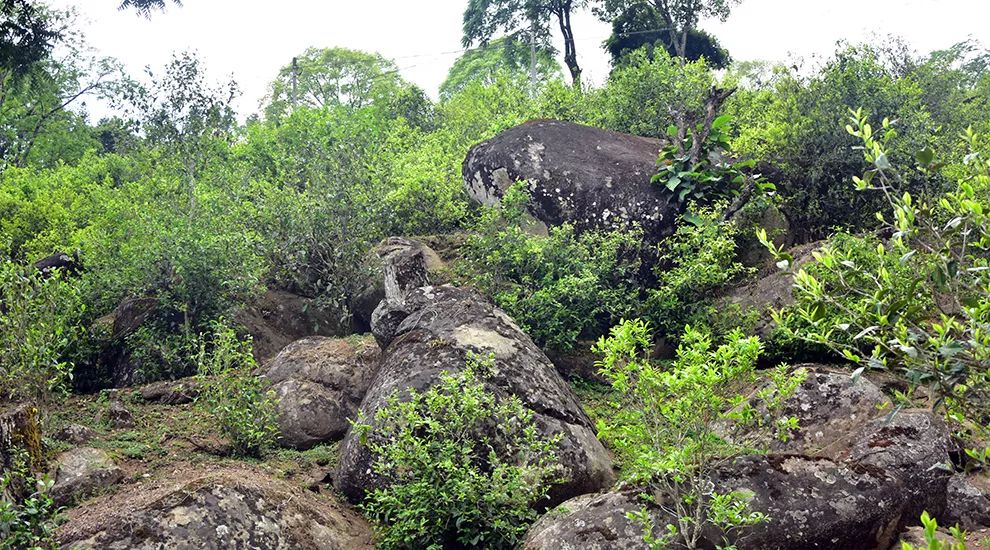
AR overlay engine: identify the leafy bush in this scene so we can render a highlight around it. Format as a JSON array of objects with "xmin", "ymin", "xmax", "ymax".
[
  {"xmin": 0, "ymin": 262, "xmax": 83, "ymax": 407},
  {"xmin": 646, "ymin": 207, "xmax": 752, "ymax": 338},
  {"xmin": 0, "ymin": 452, "xmax": 62, "ymax": 550},
  {"xmin": 194, "ymin": 321, "xmax": 277, "ymax": 457},
  {"xmin": 594, "ymin": 320, "xmax": 803, "ymax": 549},
  {"xmin": 459, "ymin": 183, "xmax": 643, "ymax": 351},
  {"xmin": 354, "ymin": 354, "xmax": 560, "ymax": 549},
  {"xmin": 728, "ymin": 41, "xmax": 990, "ymax": 240},
  {"xmin": 764, "ymin": 111, "xmax": 990, "ymax": 456},
  {"xmin": 900, "ymin": 511, "xmax": 966, "ymax": 550}
]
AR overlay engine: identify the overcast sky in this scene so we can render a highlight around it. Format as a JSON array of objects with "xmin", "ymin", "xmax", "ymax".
[{"xmin": 46, "ymin": 0, "xmax": 990, "ymax": 120}]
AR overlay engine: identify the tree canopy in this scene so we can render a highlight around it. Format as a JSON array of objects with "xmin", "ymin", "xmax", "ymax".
[
  {"xmin": 462, "ymin": 0, "xmax": 587, "ymax": 86},
  {"xmin": 440, "ymin": 37, "xmax": 560, "ymax": 98},
  {"xmin": 262, "ymin": 47, "xmax": 427, "ymax": 122},
  {"xmin": 599, "ymin": 0, "xmax": 739, "ymax": 60},
  {"xmin": 604, "ymin": 3, "xmax": 729, "ymax": 68}
]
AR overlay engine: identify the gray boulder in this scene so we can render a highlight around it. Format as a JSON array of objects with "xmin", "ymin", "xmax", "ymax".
[
  {"xmin": 265, "ymin": 335, "xmax": 381, "ymax": 450},
  {"xmin": 337, "ymin": 284, "xmax": 615, "ymax": 507},
  {"xmin": 50, "ymin": 447, "xmax": 124, "ymax": 506},
  {"xmin": 57, "ymin": 466, "xmax": 374, "ymax": 549},
  {"xmin": 523, "ymin": 455, "xmax": 905, "ymax": 550},
  {"xmin": 463, "ymin": 120, "xmax": 678, "ymax": 242},
  {"xmin": 52, "ymin": 424, "xmax": 98, "ymax": 445}
]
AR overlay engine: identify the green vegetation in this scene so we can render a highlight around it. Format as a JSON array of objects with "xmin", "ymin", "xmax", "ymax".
[
  {"xmin": 594, "ymin": 320, "xmax": 803, "ymax": 548},
  {"xmin": 0, "ymin": 452, "xmax": 61, "ymax": 550},
  {"xmin": 194, "ymin": 322, "xmax": 277, "ymax": 458},
  {"xmin": 2, "ymin": 0, "xmax": 990, "ymax": 546},
  {"xmin": 354, "ymin": 354, "xmax": 560, "ymax": 549}
]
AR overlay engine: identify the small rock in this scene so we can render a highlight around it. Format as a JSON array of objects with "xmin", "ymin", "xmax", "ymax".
[
  {"xmin": 99, "ymin": 400, "xmax": 134, "ymax": 429},
  {"xmin": 139, "ymin": 378, "xmax": 199, "ymax": 405},
  {"xmin": 53, "ymin": 424, "xmax": 98, "ymax": 445},
  {"xmin": 50, "ymin": 447, "xmax": 123, "ymax": 506}
]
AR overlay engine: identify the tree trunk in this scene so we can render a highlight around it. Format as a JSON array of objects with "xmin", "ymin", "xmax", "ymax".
[{"xmin": 555, "ymin": 4, "xmax": 582, "ymax": 87}]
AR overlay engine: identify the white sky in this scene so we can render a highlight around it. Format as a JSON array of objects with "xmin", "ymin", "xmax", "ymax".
[{"xmin": 46, "ymin": 0, "xmax": 990, "ymax": 120}]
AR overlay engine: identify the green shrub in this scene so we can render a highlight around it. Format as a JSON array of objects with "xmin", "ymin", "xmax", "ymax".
[
  {"xmin": 354, "ymin": 354, "xmax": 561, "ymax": 550},
  {"xmin": 763, "ymin": 111, "xmax": 990, "ymax": 456},
  {"xmin": 195, "ymin": 321, "xmax": 277, "ymax": 458},
  {"xmin": 0, "ymin": 452, "xmax": 62, "ymax": 550},
  {"xmin": 900, "ymin": 511, "xmax": 966, "ymax": 550},
  {"xmin": 459, "ymin": 183, "xmax": 643, "ymax": 351},
  {"xmin": 646, "ymin": 207, "xmax": 752, "ymax": 339},
  {"xmin": 595, "ymin": 320, "xmax": 803, "ymax": 549},
  {"xmin": 0, "ymin": 262, "xmax": 83, "ymax": 408}
]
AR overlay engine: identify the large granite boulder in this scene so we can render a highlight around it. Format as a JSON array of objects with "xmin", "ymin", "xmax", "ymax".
[
  {"xmin": 57, "ymin": 466, "xmax": 374, "ymax": 549},
  {"xmin": 337, "ymin": 279, "xmax": 614, "ymax": 506},
  {"xmin": 264, "ymin": 335, "xmax": 381, "ymax": 450},
  {"xmin": 523, "ymin": 455, "xmax": 905, "ymax": 550},
  {"xmin": 463, "ymin": 120, "xmax": 679, "ymax": 242},
  {"xmin": 50, "ymin": 447, "xmax": 124, "ymax": 506},
  {"xmin": 235, "ymin": 289, "xmax": 354, "ymax": 364}
]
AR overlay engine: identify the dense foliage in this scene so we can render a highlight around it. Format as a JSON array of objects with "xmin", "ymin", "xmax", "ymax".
[
  {"xmin": 595, "ymin": 320, "xmax": 803, "ymax": 549},
  {"xmin": 354, "ymin": 354, "xmax": 560, "ymax": 549}
]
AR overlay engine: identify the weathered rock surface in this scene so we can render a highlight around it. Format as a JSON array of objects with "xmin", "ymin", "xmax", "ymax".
[
  {"xmin": 721, "ymin": 241, "xmax": 821, "ymax": 339},
  {"xmin": 50, "ymin": 447, "xmax": 123, "ymax": 506},
  {"xmin": 265, "ymin": 335, "xmax": 381, "ymax": 449},
  {"xmin": 369, "ymin": 237, "xmax": 436, "ymax": 348},
  {"xmin": 236, "ymin": 289, "xmax": 354, "ymax": 364},
  {"xmin": 771, "ymin": 365, "xmax": 889, "ymax": 457},
  {"xmin": 34, "ymin": 251, "xmax": 81, "ymax": 277},
  {"xmin": 138, "ymin": 377, "xmax": 199, "ymax": 405},
  {"xmin": 351, "ymin": 237, "xmax": 448, "ymax": 332},
  {"xmin": 524, "ymin": 455, "xmax": 905, "ymax": 550},
  {"xmin": 53, "ymin": 424, "xmax": 98, "ymax": 445},
  {"xmin": 463, "ymin": 120, "xmax": 678, "ymax": 242},
  {"xmin": 846, "ymin": 409, "xmax": 953, "ymax": 520},
  {"xmin": 98, "ymin": 400, "xmax": 134, "ymax": 429},
  {"xmin": 941, "ymin": 473, "xmax": 990, "ymax": 529},
  {"xmin": 57, "ymin": 465, "xmax": 374, "ymax": 550},
  {"xmin": 338, "ymin": 285, "xmax": 614, "ymax": 507}
]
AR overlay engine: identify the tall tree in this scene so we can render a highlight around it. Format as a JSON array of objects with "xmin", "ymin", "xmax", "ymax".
[
  {"xmin": 604, "ymin": 3, "xmax": 729, "ymax": 68},
  {"xmin": 262, "ymin": 47, "xmax": 427, "ymax": 122},
  {"xmin": 463, "ymin": 0, "xmax": 587, "ymax": 86},
  {"xmin": 598, "ymin": 0, "xmax": 739, "ymax": 60},
  {"xmin": 1, "ymin": 0, "xmax": 61, "ymax": 82},
  {"xmin": 440, "ymin": 36, "xmax": 560, "ymax": 98}
]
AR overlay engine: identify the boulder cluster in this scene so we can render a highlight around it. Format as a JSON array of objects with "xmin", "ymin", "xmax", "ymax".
[{"xmin": 2, "ymin": 120, "xmax": 987, "ymax": 549}]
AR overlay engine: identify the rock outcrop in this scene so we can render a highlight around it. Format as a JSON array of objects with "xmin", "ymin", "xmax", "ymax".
[
  {"xmin": 235, "ymin": 289, "xmax": 354, "ymax": 364},
  {"xmin": 57, "ymin": 466, "xmax": 374, "ymax": 549},
  {"xmin": 0, "ymin": 403, "xmax": 44, "ymax": 500},
  {"xmin": 463, "ymin": 120, "xmax": 679, "ymax": 242},
  {"xmin": 336, "ymin": 239, "xmax": 614, "ymax": 507},
  {"xmin": 50, "ymin": 447, "xmax": 124, "ymax": 506},
  {"xmin": 523, "ymin": 455, "xmax": 905, "ymax": 550},
  {"xmin": 264, "ymin": 335, "xmax": 381, "ymax": 450}
]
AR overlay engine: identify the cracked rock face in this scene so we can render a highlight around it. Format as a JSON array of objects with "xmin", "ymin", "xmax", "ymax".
[
  {"xmin": 264, "ymin": 335, "xmax": 380, "ymax": 450},
  {"xmin": 942, "ymin": 473, "xmax": 990, "ymax": 529},
  {"xmin": 57, "ymin": 467, "xmax": 374, "ymax": 550},
  {"xmin": 463, "ymin": 119, "xmax": 679, "ymax": 243},
  {"xmin": 336, "ymin": 283, "xmax": 614, "ymax": 507}
]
